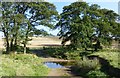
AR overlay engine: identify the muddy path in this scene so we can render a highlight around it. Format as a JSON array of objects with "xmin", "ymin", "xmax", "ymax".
[{"xmin": 47, "ymin": 68, "xmax": 73, "ymax": 76}]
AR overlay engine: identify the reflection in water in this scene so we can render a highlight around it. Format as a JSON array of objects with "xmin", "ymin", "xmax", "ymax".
[
  {"xmin": 44, "ymin": 61, "xmax": 75, "ymax": 68},
  {"xmin": 44, "ymin": 62, "xmax": 63, "ymax": 68}
]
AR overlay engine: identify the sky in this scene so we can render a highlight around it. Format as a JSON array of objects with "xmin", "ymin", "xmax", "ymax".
[{"xmin": 0, "ymin": 0, "xmax": 119, "ymax": 37}]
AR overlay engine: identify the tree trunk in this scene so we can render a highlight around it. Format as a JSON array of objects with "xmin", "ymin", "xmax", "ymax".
[
  {"xmin": 6, "ymin": 37, "xmax": 10, "ymax": 54},
  {"xmin": 94, "ymin": 40, "xmax": 100, "ymax": 51},
  {"xmin": 10, "ymin": 38, "xmax": 14, "ymax": 51},
  {"xmin": 23, "ymin": 43, "xmax": 26, "ymax": 54},
  {"xmin": 14, "ymin": 36, "xmax": 18, "ymax": 51}
]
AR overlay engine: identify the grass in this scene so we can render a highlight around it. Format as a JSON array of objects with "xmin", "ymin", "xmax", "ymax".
[
  {"xmin": 86, "ymin": 70, "xmax": 108, "ymax": 78},
  {"xmin": 71, "ymin": 56, "xmax": 109, "ymax": 78},
  {"xmin": 90, "ymin": 51, "xmax": 120, "ymax": 69},
  {"xmin": 0, "ymin": 54, "xmax": 50, "ymax": 76}
]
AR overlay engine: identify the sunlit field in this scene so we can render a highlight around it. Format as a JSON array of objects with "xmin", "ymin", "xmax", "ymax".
[{"xmin": 0, "ymin": 37, "xmax": 70, "ymax": 49}]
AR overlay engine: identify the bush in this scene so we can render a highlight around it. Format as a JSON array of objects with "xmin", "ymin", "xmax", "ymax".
[
  {"xmin": 86, "ymin": 70, "xmax": 108, "ymax": 78},
  {"xmin": 43, "ymin": 47, "xmax": 82, "ymax": 60},
  {"xmin": 64, "ymin": 51, "xmax": 81, "ymax": 60},
  {"xmin": 43, "ymin": 47, "xmax": 68, "ymax": 59},
  {"xmin": 74, "ymin": 56, "xmax": 101, "ymax": 76}
]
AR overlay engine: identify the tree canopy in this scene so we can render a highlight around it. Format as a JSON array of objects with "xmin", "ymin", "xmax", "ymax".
[
  {"xmin": 56, "ymin": 2, "xmax": 119, "ymax": 50},
  {"xmin": 0, "ymin": 2, "xmax": 59, "ymax": 53}
]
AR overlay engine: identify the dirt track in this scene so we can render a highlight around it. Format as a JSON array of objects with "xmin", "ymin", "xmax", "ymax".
[{"xmin": 47, "ymin": 68, "xmax": 73, "ymax": 76}]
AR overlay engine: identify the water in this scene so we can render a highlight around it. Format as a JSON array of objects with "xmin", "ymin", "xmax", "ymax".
[
  {"xmin": 44, "ymin": 62, "xmax": 63, "ymax": 68},
  {"xmin": 44, "ymin": 61, "xmax": 75, "ymax": 68}
]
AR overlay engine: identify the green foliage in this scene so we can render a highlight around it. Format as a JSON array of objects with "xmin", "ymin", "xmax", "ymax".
[
  {"xmin": 0, "ymin": 54, "xmax": 49, "ymax": 76},
  {"xmin": 43, "ymin": 47, "xmax": 82, "ymax": 60},
  {"xmin": 43, "ymin": 47, "xmax": 67, "ymax": 59},
  {"xmin": 0, "ymin": 2, "xmax": 59, "ymax": 53},
  {"xmin": 90, "ymin": 51, "xmax": 120, "ymax": 68},
  {"xmin": 73, "ymin": 57, "xmax": 101, "ymax": 76},
  {"xmin": 56, "ymin": 2, "xmax": 119, "ymax": 51},
  {"xmin": 77, "ymin": 57, "xmax": 100, "ymax": 70},
  {"xmin": 64, "ymin": 51, "xmax": 81, "ymax": 60},
  {"xmin": 86, "ymin": 70, "xmax": 108, "ymax": 78},
  {"xmin": 33, "ymin": 29, "xmax": 49, "ymax": 36}
]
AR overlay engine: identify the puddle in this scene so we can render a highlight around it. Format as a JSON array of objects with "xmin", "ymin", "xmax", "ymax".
[
  {"xmin": 44, "ymin": 62, "xmax": 63, "ymax": 68},
  {"xmin": 44, "ymin": 61, "xmax": 75, "ymax": 68}
]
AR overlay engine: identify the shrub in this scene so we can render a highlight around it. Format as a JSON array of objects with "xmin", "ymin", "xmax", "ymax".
[
  {"xmin": 86, "ymin": 70, "xmax": 108, "ymax": 78},
  {"xmin": 64, "ymin": 51, "xmax": 81, "ymax": 60},
  {"xmin": 74, "ymin": 56, "xmax": 101, "ymax": 76},
  {"xmin": 43, "ymin": 47, "xmax": 82, "ymax": 60},
  {"xmin": 43, "ymin": 47, "xmax": 68, "ymax": 59}
]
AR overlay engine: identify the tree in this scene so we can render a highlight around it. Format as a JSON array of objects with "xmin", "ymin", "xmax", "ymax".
[
  {"xmin": 56, "ymin": 2, "xmax": 94, "ymax": 50},
  {"xmin": 56, "ymin": 2, "xmax": 119, "ymax": 51},
  {"xmin": 91, "ymin": 8, "xmax": 119, "ymax": 51},
  {"xmin": 15, "ymin": 2, "xmax": 59, "ymax": 53},
  {"xmin": 33, "ymin": 29, "xmax": 49, "ymax": 36},
  {"xmin": 0, "ymin": 2, "xmax": 26, "ymax": 53},
  {"xmin": 0, "ymin": 2, "xmax": 17, "ymax": 53},
  {"xmin": 0, "ymin": 1, "xmax": 59, "ymax": 53}
]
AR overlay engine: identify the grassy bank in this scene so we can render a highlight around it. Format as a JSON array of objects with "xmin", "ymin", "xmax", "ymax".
[
  {"xmin": 0, "ymin": 54, "xmax": 49, "ymax": 76},
  {"xmin": 90, "ymin": 51, "xmax": 120, "ymax": 69},
  {"xmin": 43, "ymin": 47, "xmax": 119, "ymax": 68},
  {"xmin": 42, "ymin": 47, "xmax": 120, "ymax": 77}
]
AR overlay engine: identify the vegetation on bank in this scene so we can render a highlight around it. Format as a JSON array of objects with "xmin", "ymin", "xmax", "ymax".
[
  {"xmin": 0, "ymin": 54, "xmax": 49, "ymax": 76},
  {"xmin": 90, "ymin": 51, "xmax": 120, "ymax": 69},
  {"xmin": 42, "ymin": 46, "xmax": 120, "ymax": 77},
  {"xmin": 73, "ymin": 57, "xmax": 109, "ymax": 78}
]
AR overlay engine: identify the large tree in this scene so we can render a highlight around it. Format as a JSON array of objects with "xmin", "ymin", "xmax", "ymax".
[
  {"xmin": 56, "ymin": 2, "xmax": 94, "ymax": 50},
  {"xmin": 0, "ymin": 1, "xmax": 59, "ymax": 53},
  {"xmin": 56, "ymin": 2, "xmax": 119, "ymax": 51}
]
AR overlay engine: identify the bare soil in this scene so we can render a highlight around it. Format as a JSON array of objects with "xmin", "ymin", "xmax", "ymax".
[{"xmin": 47, "ymin": 68, "xmax": 73, "ymax": 76}]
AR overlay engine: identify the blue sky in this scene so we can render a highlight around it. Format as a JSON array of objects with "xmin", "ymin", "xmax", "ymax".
[
  {"xmin": 53, "ymin": 2, "xmax": 118, "ymax": 14},
  {"xmin": 0, "ymin": 1, "xmax": 119, "ymax": 37}
]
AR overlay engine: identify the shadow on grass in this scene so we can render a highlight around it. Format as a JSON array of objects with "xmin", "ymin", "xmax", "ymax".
[
  {"xmin": 29, "ymin": 45, "xmax": 94, "ymax": 60},
  {"xmin": 29, "ymin": 48, "xmax": 50, "ymax": 58},
  {"xmin": 87, "ymin": 55, "xmax": 120, "ymax": 78}
]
